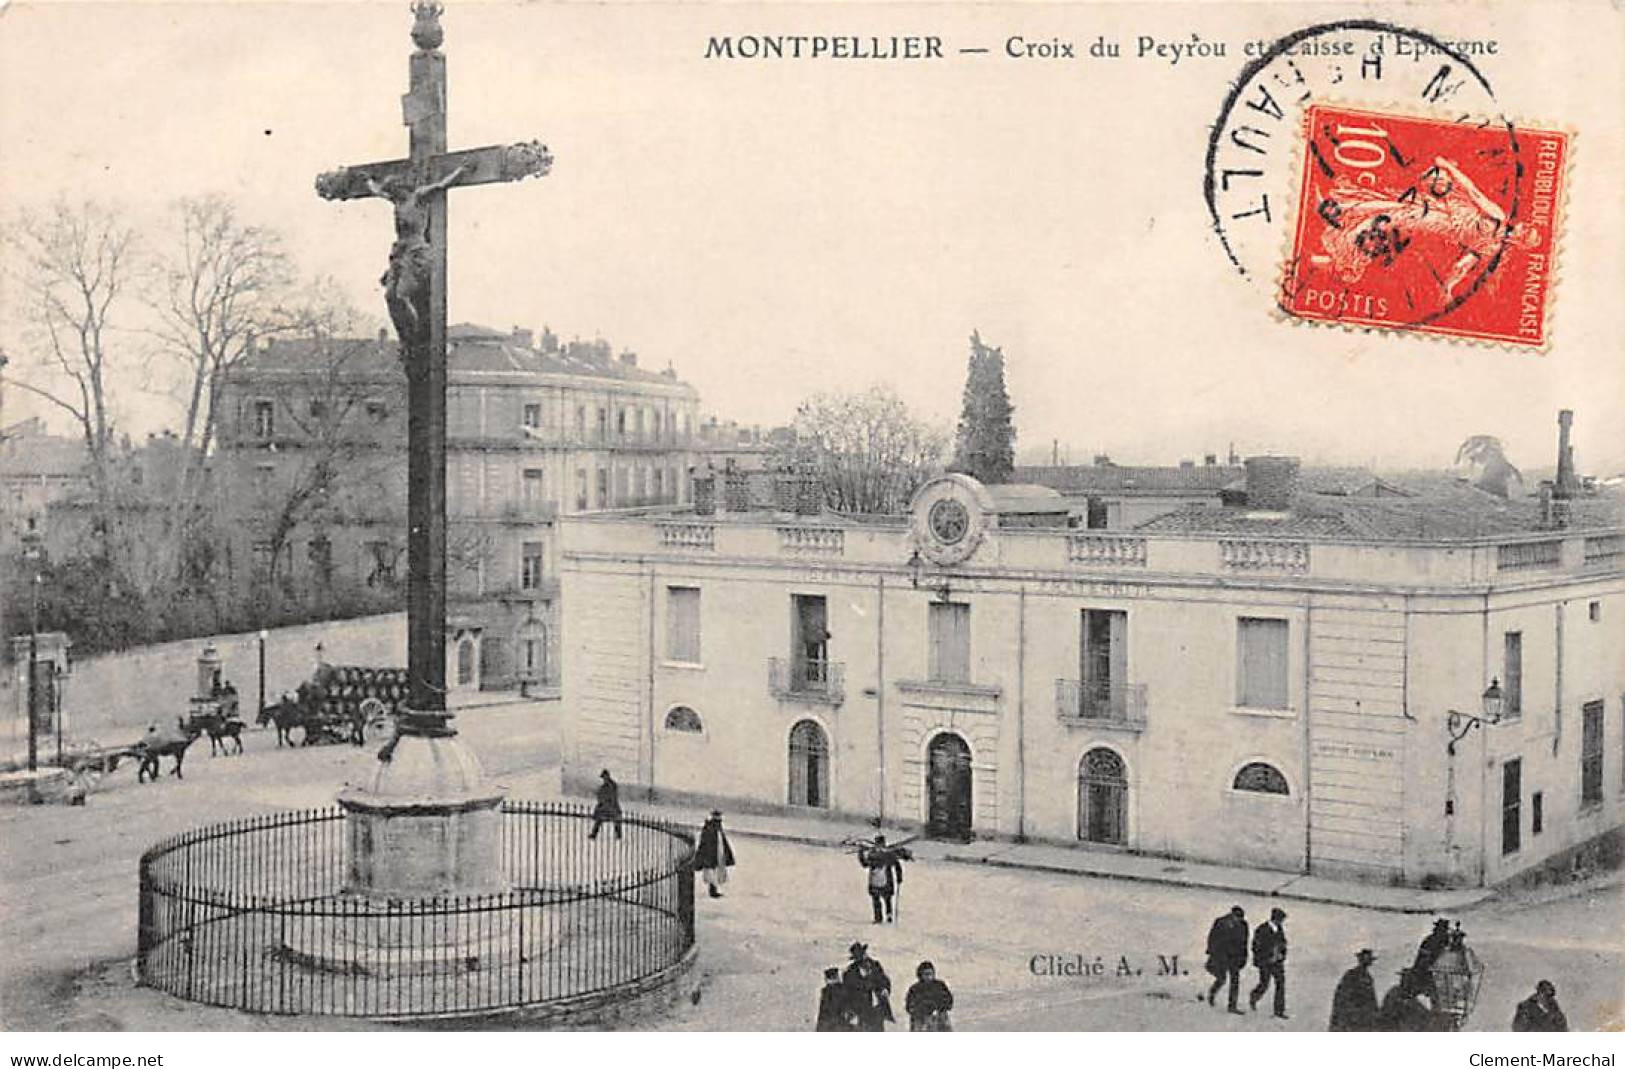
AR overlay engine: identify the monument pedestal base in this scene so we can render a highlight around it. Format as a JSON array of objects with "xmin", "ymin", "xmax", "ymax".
[{"xmin": 298, "ymin": 729, "xmax": 521, "ymax": 976}]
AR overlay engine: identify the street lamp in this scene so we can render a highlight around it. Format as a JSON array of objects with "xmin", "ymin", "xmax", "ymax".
[
  {"xmin": 20, "ymin": 529, "xmax": 42, "ymax": 773},
  {"xmin": 1429, "ymin": 925, "xmax": 1484, "ymax": 1030},
  {"xmin": 905, "ymin": 548, "xmax": 953, "ymax": 602},
  {"xmin": 257, "ymin": 629, "xmax": 269, "ymax": 723},
  {"xmin": 1446, "ymin": 679, "xmax": 1505, "ymax": 755}
]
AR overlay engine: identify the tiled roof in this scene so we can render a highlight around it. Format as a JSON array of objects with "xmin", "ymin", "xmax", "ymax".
[
  {"xmin": 1015, "ymin": 464, "xmax": 1243, "ymax": 497},
  {"xmin": 233, "ymin": 325, "xmax": 695, "ymax": 391},
  {"xmin": 1137, "ymin": 483, "xmax": 1624, "ymax": 541},
  {"xmin": 987, "ymin": 483, "xmax": 1069, "ymax": 512}
]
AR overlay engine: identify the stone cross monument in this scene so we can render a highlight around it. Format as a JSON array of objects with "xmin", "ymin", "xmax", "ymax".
[{"xmin": 314, "ymin": 1, "xmax": 551, "ymax": 910}]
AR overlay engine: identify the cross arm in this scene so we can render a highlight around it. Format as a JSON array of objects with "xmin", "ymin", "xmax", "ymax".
[{"xmin": 315, "ymin": 140, "xmax": 554, "ymax": 201}]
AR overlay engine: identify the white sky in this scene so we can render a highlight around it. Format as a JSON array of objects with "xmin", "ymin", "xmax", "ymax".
[{"xmin": 1, "ymin": 1, "xmax": 1620, "ymax": 473}]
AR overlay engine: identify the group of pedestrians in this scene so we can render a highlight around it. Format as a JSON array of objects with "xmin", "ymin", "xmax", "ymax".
[
  {"xmin": 815, "ymin": 942, "xmax": 954, "ymax": 1031},
  {"xmin": 1203, "ymin": 905, "xmax": 1290, "ymax": 1018}
]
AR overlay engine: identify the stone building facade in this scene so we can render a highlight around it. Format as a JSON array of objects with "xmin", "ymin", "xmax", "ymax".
[
  {"xmin": 560, "ymin": 465, "xmax": 1624, "ymax": 888},
  {"xmin": 215, "ymin": 323, "xmax": 701, "ymax": 694}
]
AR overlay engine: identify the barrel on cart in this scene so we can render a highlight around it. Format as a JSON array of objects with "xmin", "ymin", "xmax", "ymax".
[{"xmin": 294, "ymin": 665, "xmax": 406, "ymax": 745}]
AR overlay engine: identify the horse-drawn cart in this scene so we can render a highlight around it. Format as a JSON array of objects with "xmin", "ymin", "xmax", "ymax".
[{"xmin": 260, "ymin": 665, "xmax": 405, "ymax": 747}]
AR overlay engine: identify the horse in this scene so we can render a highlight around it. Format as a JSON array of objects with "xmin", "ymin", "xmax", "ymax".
[
  {"xmin": 135, "ymin": 722, "xmax": 201, "ymax": 782},
  {"xmin": 257, "ymin": 696, "xmax": 309, "ymax": 747},
  {"xmin": 197, "ymin": 710, "xmax": 246, "ymax": 756}
]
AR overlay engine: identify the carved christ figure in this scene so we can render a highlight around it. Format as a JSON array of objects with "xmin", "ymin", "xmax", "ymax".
[{"xmin": 367, "ymin": 165, "xmax": 469, "ymax": 350}]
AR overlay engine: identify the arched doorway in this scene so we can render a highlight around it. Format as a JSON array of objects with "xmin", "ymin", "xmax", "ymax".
[
  {"xmin": 455, "ymin": 636, "xmax": 477, "ymax": 688},
  {"xmin": 926, "ymin": 733, "xmax": 973, "ymax": 840},
  {"xmin": 1078, "ymin": 747, "xmax": 1127, "ymax": 845},
  {"xmin": 788, "ymin": 720, "xmax": 829, "ymax": 808}
]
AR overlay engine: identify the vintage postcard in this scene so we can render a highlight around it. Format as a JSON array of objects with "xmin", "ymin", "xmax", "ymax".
[{"xmin": 0, "ymin": 0, "xmax": 1621, "ymax": 1058}]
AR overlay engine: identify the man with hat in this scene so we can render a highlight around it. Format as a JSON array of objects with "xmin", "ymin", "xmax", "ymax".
[
  {"xmin": 1410, "ymin": 918, "xmax": 1451, "ymax": 1000},
  {"xmin": 1329, "ymin": 948, "xmax": 1380, "ymax": 1030},
  {"xmin": 1203, "ymin": 905, "xmax": 1250, "ymax": 1013},
  {"xmin": 1513, "ymin": 980, "xmax": 1568, "ymax": 1032},
  {"xmin": 815, "ymin": 966, "xmax": 853, "ymax": 1031},
  {"xmin": 1248, "ymin": 906, "xmax": 1289, "ymax": 1018},
  {"xmin": 842, "ymin": 941, "xmax": 894, "ymax": 1031},
  {"xmin": 588, "ymin": 768, "xmax": 622, "ymax": 840},
  {"xmin": 695, "ymin": 810, "xmax": 735, "ymax": 898}
]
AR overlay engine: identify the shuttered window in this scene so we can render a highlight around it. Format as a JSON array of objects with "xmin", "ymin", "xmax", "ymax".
[
  {"xmin": 1237, "ymin": 617, "xmax": 1289, "ymax": 710},
  {"xmin": 1503, "ymin": 632, "xmax": 1523, "ymax": 720},
  {"xmin": 666, "ymin": 586, "xmax": 701, "ymax": 664},
  {"xmin": 1582, "ymin": 701, "xmax": 1604, "ymax": 805},
  {"xmin": 928, "ymin": 602, "xmax": 971, "ymax": 684}
]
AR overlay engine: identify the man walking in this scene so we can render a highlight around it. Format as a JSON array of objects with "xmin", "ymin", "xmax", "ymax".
[
  {"xmin": 587, "ymin": 768, "xmax": 622, "ymax": 840},
  {"xmin": 695, "ymin": 810, "xmax": 735, "ymax": 898},
  {"xmin": 815, "ymin": 966, "xmax": 853, "ymax": 1031},
  {"xmin": 1513, "ymin": 980, "xmax": 1568, "ymax": 1032},
  {"xmin": 1204, "ymin": 905, "xmax": 1249, "ymax": 1013},
  {"xmin": 1329, "ymin": 948, "xmax": 1380, "ymax": 1031},
  {"xmin": 858, "ymin": 834, "xmax": 906, "ymax": 924},
  {"xmin": 1248, "ymin": 906, "xmax": 1289, "ymax": 1019},
  {"xmin": 842, "ymin": 942, "xmax": 894, "ymax": 1031}
]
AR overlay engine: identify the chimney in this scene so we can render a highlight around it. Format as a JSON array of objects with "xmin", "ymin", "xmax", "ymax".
[
  {"xmin": 1555, "ymin": 409, "xmax": 1576, "ymax": 499},
  {"xmin": 511, "ymin": 326, "xmax": 534, "ymax": 349},
  {"xmin": 1204, "ymin": 453, "xmax": 1217, "ymax": 466},
  {"xmin": 1243, "ymin": 455, "xmax": 1300, "ymax": 512}
]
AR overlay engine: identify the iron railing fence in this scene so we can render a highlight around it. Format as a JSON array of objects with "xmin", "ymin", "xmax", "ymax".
[{"xmin": 136, "ymin": 800, "xmax": 695, "ymax": 1020}]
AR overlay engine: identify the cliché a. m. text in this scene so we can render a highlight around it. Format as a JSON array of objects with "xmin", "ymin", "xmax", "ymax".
[
  {"xmin": 705, "ymin": 35, "xmax": 943, "ymax": 60},
  {"xmin": 1030, "ymin": 954, "xmax": 1190, "ymax": 979}
]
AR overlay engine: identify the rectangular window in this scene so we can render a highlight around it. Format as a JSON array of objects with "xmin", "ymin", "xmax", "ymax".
[
  {"xmin": 308, "ymin": 537, "xmax": 333, "ymax": 583},
  {"xmin": 653, "ymin": 411, "xmax": 663, "ymax": 439},
  {"xmin": 523, "ymin": 403, "xmax": 542, "ymax": 430},
  {"xmin": 653, "ymin": 468, "xmax": 664, "ymax": 500},
  {"xmin": 1532, "ymin": 791, "xmax": 1544, "ymax": 835},
  {"xmin": 1080, "ymin": 608, "xmax": 1128, "ymax": 717},
  {"xmin": 791, "ymin": 595, "xmax": 830, "ymax": 690},
  {"xmin": 1237, "ymin": 617, "xmax": 1290, "ymax": 710},
  {"xmin": 596, "ymin": 468, "xmax": 609, "ymax": 507},
  {"xmin": 1503, "ymin": 632, "xmax": 1523, "ymax": 720},
  {"xmin": 253, "ymin": 400, "xmax": 274, "ymax": 439},
  {"xmin": 616, "ymin": 408, "xmax": 627, "ymax": 438},
  {"xmin": 522, "ymin": 468, "xmax": 545, "ymax": 503},
  {"xmin": 251, "ymin": 540, "xmax": 275, "ymax": 581},
  {"xmin": 575, "ymin": 405, "xmax": 586, "ymax": 440},
  {"xmin": 616, "ymin": 467, "xmax": 629, "ymax": 503},
  {"xmin": 575, "ymin": 469, "xmax": 588, "ymax": 511},
  {"xmin": 596, "ymin": 406, "xmax": 608, "ymax": 440},
  {"xmin": 928, "ymin": 602, "xmax": 971, "ymax": 684},
  {"xmin": 666, "ymin": 586, "xmax": 701, "ymax": 664},
  {"xmin": 635, "ymin": 408, "xmax": 645, "ymax": 440},
  {"xmin": 1589, "ymin": 601, "xmax": 1601, "ymax": 623},
  {"xmin": 520, "ymin": 541, "xmax": 545, "ymax": 591},
  {"xmin": 308, "ymin": 397, "xmax": 328, "ymax": 419},
  {"xmin": 1582, "ymin": 700, "xmax": 1604, "ymax": 805},
  {"xmin": 636, "ymin": 466, "xmax": 648, "ymax": 502},
  {"xmin": 364, "ymin": 540, "xmax": 398, "ymax": 587},
  {"xmin": 1502, "ymin": 758, "xmax": 1521, "ymax": 855}
]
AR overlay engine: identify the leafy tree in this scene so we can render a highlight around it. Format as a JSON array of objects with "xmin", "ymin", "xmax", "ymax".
[
  {"xmin": 783, "ymin": 385, "xmax": 948, "ymax": 515},
  {"xmin": 952, "ymin": 330, "xmax": 1015, "ymax": 484},
  {"xmin": 1455, "ymin": 435, "xmax": 1522, "ymax": 498}
]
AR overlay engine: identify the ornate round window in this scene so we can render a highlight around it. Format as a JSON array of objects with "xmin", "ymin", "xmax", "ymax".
[{"xmin": 928, "ymin": 498, "xmax": 970, "ymax": 546}]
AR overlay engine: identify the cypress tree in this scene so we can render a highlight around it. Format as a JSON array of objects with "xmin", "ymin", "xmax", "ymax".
[{"xmin": 952, "ymin": 330, "xmax": 1016, "ymax": 484}]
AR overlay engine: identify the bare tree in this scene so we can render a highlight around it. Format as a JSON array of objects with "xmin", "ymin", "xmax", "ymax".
[
  {"xmin": 1, "ymin": 200, "xmax": 138, "ymax": 564},
  {"xmin": 784, "ymin": 385, "xmax": 948, "ymax": 514}
]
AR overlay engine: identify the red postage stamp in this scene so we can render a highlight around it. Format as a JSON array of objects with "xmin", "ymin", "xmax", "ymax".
[{"xmin": 1281, "ymin": 104, "xmax": 1568, "ymax": 348}]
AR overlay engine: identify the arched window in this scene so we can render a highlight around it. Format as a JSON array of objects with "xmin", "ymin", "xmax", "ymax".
[
  {"xmin": 789, "ymin": 719, "xmax": 830, "ymax": 807},
  {"xmin": 664, "ymin": 705, "xmax": 703, "ymax": 733},
  {"xmin": 1232, "ymin": 762, "xmax": 1290, "ymax": 795}
]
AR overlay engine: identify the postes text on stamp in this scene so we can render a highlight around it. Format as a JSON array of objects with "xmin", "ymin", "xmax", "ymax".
[{"xmin": 1281, "ymin": 104, "xmax": 1567, "ymax": 347}]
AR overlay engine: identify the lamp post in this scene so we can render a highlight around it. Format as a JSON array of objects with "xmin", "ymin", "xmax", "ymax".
[
  {"xmin": 1446, "ymin": 679, "xmax": 1505, "ymax": 755},
  {"xmin": 257, "ymin": 629, "xmax": 269, "ymax": 723},
  {"xmin": 21, "ymin": 530, "xmax": 42, "ymax": 774}
]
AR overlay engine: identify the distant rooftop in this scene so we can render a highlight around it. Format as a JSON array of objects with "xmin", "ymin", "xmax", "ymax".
[
  {"xmin": 236, "ymin": 324, "xmax": 695, "ymax": 391},
  {"xmin": 1016, "ymin": 462, "xmax": 1244, "ymax": 498}
]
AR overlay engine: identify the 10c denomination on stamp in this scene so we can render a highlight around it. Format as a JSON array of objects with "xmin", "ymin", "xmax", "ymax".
[{"xmin": 1281, "ymin": 104, "xmax": 1568, "ymax": 348}]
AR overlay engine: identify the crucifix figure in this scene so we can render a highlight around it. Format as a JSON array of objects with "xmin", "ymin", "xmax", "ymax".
[{"xmin": 315, "ymin": 0, "xmax": 552, "ymax": 742}]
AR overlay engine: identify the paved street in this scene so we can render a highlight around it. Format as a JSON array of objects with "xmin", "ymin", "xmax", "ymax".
[{"xmin": 1, "ymin": 704, "xmax": 1619, "ymax": 1032}]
